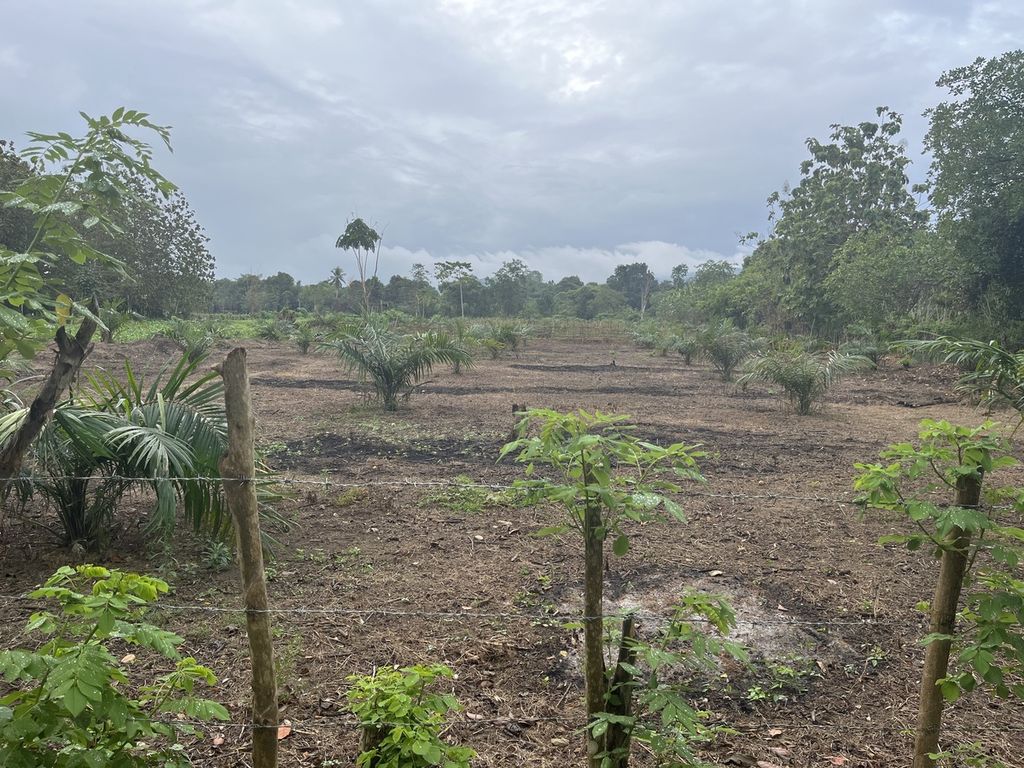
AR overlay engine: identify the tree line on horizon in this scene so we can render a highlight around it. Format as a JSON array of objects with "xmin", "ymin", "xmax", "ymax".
[{"xmin": 2, "ymin": 50, "xmax": 1021, "ymax": 343}]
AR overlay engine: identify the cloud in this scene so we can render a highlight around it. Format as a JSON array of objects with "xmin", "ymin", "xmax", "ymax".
[{"xmin": 0, "ymin": 1, "xmax": 1021, "ymax": 286}]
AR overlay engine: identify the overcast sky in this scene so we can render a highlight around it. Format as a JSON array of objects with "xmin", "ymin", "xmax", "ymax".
[{"xmin": 1, "ymin": 1, "xmax": 1022, "ymax": 285}]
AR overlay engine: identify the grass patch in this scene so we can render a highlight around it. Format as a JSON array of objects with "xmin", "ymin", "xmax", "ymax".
[{"xmin": 418, "ymin": 474, "xmax": 526, "ymax": 514}]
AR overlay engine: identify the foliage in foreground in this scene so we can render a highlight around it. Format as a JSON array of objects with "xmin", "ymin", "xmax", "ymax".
[
  {"xmin": 0, "ymin": 109, "xmax": 174, "ymax": 362},
  {"xmin": 322, "ymin": 323, "xmax": 472, "ymax": 410},
  {"xmin": 346, "ymin": 664, "xmax": 474, "ymax": 768},
  {"xmin": 738, "ymin": 350, "xmax": 873, "ymax": 414},
  {"xmin": 855, "ymin": 420, "xmax": 1024, "ymax": 767},
  {"xmin": 0, "ymin": 565, "xmax": 228, "ymax": 767},
  {"xmin": 898, "ymin": 336, "xmax": 1024, "ymax": 415},
  {"xmin": 0, "ymin": 352, "xmax": 281, "ymax": 545},
  {"xmin": 502, "ymin": 409, "xmax": 719, "ymax": 767}
]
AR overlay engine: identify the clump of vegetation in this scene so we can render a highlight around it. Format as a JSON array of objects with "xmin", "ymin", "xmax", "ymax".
[
  {"xmin": 0, "ymin": 352, "xmax": 282, "ymax": 546},
  {"xmin": 255, "ymin": 317, "xmax": 291, "ymax": 341},
  {"xmin": 738, "ymin": 349, "xmax": 873, "ymax": 414},
  {"xmin": 291, "ymin": 322, "xmax": 316, "ymax": 354},
  {"xmin": 839, "ymin": 338, "xmax": 882, "ymax": 368},
  {"xmin": 346, "ymin": 664, "xmax": 474, "ymax": 768},
  {"xmin": 444, "ymin": 319, "xmax": 477, "ymax": 373},
  {"xmin": 698, "ymin": 323, "xmax": 758, "ymax": 381},
  {"xmin": 335, "ymin": 486, "xmax": 369, "ymax": 508},
  {"xmin": 0, "ymin": 565, "xmax": 228, "ymax": 767},
  {"xmin": 322, "ymin": 324, "xmax": 471, "ymax": 410},
  {"xmin": 418, "ymin": 474, "xmax": 524, "ymax": 513},
  {"xmin": 164, "ymin": 318, "xmax": 215, "ymax": 363},
  {"xmin": 898, "ymin": 336, "xmax": 1024, "ymax": 414},
  {"xmin": 473, "ymin": 320, "xmax": 530, "ymax": 358}
]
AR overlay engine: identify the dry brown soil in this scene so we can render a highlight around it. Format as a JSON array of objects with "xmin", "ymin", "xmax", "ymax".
[{"xmin": 2, "ymin": 337, "xmax": 1023, "ymax": 767}]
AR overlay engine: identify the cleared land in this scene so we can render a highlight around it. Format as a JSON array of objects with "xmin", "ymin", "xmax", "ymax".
[{"xmin": 2, "ymin": 337, "xmax": 1022, "ymax": 767}]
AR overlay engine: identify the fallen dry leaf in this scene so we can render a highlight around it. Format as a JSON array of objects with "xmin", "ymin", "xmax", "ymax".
[
  {"xmin": 211, "ymin": 734, "xmax": 225, "ymax": 747},
  {"xmin": 757, "ymin": 762, "xmax": 782, "ymax": 768},
  {"xmin": 767, "ymin": 728, "xmax": 783, "ymax": 737},
  {"xmin": 120, "ymin": 653, "xmax": 136, "ymax": 664},
  {"xmin": 829, "ymin": 757, "xmax": 848, "ymax": 766},
  {"xmin": 770, "ymin": 746, "xmax": 792, "ymax": 758},
  {"xmin": 277, "ymin": 720, "xmax": 292, "ymax": 740}
]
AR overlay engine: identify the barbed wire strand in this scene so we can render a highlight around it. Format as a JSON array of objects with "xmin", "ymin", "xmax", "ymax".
[
  {"xmin": 79, "ymin": 713, "xmax": 1024, "ymax": 737},
  {"xmin": 0, "ymin": 592, "xmax": 913, "ymax": 628},
  {"xmin": 3, "ymin": 473, "xmax": 1022, "ymax": 511}
]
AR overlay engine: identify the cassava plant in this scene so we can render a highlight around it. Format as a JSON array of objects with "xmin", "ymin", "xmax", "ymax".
[
  {"xmin": 0, "ymin": 565, "xmax": 228, "ymax": 767},
  {"xmin": 0, "ymin": 109, "xmax": 176, "ymax": 479},
  {"xmin": 346, "ymin": 664, "xmax": 474, "ymax": 768},
  {"xmin": 322, "ymin": 323, "xmax": 471, "ymax": 410},
  {"xmin": 501, "ymin": 409, "xmax": 705, "ymax": 768},
  {"xmin": 589, "ymin": 592, "xmax": 746, "ymax": 767},
  {"xmin": 738, "ymin": 349, "xmax": 872, "ymax": 414},
  {"xmin": 855, "ymin": 420, "xmax": 1024, "ymax": 768}
]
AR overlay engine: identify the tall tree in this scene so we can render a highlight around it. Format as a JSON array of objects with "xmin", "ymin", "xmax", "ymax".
[
  {"xmin": 923, "ymin": 51, "xmax": 1024, "ymax": 318},
  {"xmin": 488, "ymin": 259, "xmax": 530, "ymax": 316},
  {"xmin": 434, "ymin": 260, "xmax": 473, "ymax": 318},
  {"xmin": 54, "ymin": 171, "xmax": 215, "ymax": 316},
  {"xmin": 748, "ymin": 108, "xmax": 927, "ymax": 334},
  {"xmin": 0, "ymin": 108, "xmax": 176, "ymax": 477},
  {"xmin": 329, "ymin": 266, "xmax": 346, "ymax": 303},
  {"xmin": 335, "ymin": 217, "xmax": 382, "ymax": 315},
  {"xmin": 670, "ymin": 263, "xmax": 689, "ymax": 288},
  {"xmin": 0, "ymin": 140, "xmax": 34, "ymax": 255},
  {"xmin": 606, "ymin": 262, "xmax": 656, "ymax": 319}
]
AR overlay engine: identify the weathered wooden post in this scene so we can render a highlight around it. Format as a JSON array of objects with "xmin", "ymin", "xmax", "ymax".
[{"xmin": 217, "ymin": 348, "xmax": 279, "ymax": 768}]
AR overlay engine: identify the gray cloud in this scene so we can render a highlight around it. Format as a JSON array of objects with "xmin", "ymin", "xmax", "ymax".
[{"xmin": 1, "ymin": 1, "xmax": 1022, "ymax": 284}]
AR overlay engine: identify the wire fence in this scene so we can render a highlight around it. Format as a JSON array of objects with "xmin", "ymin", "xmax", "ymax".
[
  {"xmin": 4, "ymin": 471, "xmax": 1021, "ymax": 510},
  {"xmin": 2, "ymin": 473, "xmax": 1023, "ymax": 752},
  {"xmin": 52, "ymin": 711, "xmax": 1024, "ymax": 737},
  {"xmin": 0, "ymin": 591, "xmax": 909, "ymax": 629}
]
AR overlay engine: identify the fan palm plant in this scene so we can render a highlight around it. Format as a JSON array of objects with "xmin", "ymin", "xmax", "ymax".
[
  {"xmin": 738, "ymin": 350, "xmax": 873, "ymax": 415},
  {"xmin": 322, "ymin": 324, "xmax": 472, "ymax": 410},
  {"xmin": 0, "ymin": 353, "xmax": 280, "ymax": 545},
  {"xmin": 897, "ymin": 336, "xmax": 1024, "ymax": 414}
]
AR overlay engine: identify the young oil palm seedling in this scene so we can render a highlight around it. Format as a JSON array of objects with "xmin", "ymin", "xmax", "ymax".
[
  {"xmin": 445, "ymin": 319, "xmax": 477, "ymax": 374},
  {"xmin": 698, "ymin": 322, "xmax": 758, "ymax": 381},
  {"xmin": 897, "ymin": 336, "xmax": 1024, "ymax": 416},
  {"xmin": 738, "ymin": 349, "xmax": 873, "ymax": 414},
  {"xmin": 321, "ymin": 323, "xmax": 471, "ymax": 410},
  {"xmin": 292, "ymin": 321, "xmax": 317, "ymax": 354},
  {"xmin": 0, "ymin": 352, "xmax": 281, "ymax": 545}
]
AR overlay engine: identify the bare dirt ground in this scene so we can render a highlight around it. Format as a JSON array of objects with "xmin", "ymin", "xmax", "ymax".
[{"xmin": 2, "ymin": 337, "xmax": 1023, "ymax": 767}]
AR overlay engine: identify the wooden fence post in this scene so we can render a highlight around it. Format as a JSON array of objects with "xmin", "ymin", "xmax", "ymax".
[{"xmin": 218, "ymin": 348, "xmax": 279, "ymax": 768}]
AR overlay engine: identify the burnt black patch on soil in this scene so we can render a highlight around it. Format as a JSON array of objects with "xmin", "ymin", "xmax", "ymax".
[
  {"xmin": 509, "ymin": 363, "xmax": 656, "ymax": 373},
  {"xmin": 420, "ymin": 383, "xmax": 696, "ymax": 397},
  {"xmin": 269, "ymin": 431, "xmax": 505, "ymax": 471},
  {"xmin": 252, "ymin": 376, "xmax": 362, "ymax": 390}
]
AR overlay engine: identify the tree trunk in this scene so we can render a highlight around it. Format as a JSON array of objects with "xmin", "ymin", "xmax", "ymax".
[
  {"xmin": 583, "ymin": 485, "xmax": 606, "ymax": 768},
  {"xmin": 218, "ymin": 348, "xmax": 279, "ymax": 768},
  {"xmin": 0, "ymin": 315, "xmax": 98, "ymax": 478},
  {"xmin": 604, "ymin": 615, "xmax": 638, "ymax": 767},
  {"xmin": 912, "ymin": 473, "xmax": 981, "ymax": 768},
  {"xmin": 459, "ymin": 282, "xmax": 465, "ymax": 319}
]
